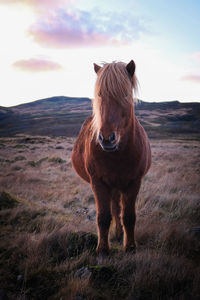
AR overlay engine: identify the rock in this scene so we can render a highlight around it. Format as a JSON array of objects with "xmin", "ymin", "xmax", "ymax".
[
  {"xmin": 74, "ymin": 267, "xmax": 91, "ymax": 280},
  {"xmin": 73, "ymin": 206, "xmax": 89, "ymax": 216},
  {"xmin": 17, "ymin": 274, "xmax": 23, "ymax": 281},
  {"xmin": 87, "ymin": 210, "xmax": 96, "ymax": 221}
]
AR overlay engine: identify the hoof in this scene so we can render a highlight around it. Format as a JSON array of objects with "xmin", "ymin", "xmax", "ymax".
[
  {"xmin": 125, "ymin": 245, "xmax": 136, "ymax": 254},
  {"xmin": 96, "ymin": 248, "xmax": 109, "ymax": 264},
  {"xmin": 96, "ymin": 247, "xmax": 109, "ymax": 257},
  {"xmin": 116, "ymin": 232, "xmax": 123, "ymax": 244}
]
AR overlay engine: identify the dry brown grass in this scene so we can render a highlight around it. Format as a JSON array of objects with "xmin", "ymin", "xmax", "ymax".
[{"xmin": 0, "ymin": 135, "xmax": 200, "ymax": 299}]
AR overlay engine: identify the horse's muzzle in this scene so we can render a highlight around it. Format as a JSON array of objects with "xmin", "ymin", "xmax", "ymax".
[
  {"xmin": 98, "ymin": 132, "xmax": 118, "ymax": 152},
  {"xmin": 100, "ymin": 142, "xmax": 118, "ymax": 152}
]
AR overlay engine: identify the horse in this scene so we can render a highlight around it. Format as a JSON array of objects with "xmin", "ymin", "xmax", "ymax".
[{"xmin": 72, "ymin": 60, "xmax": 151, "ymax": 256}]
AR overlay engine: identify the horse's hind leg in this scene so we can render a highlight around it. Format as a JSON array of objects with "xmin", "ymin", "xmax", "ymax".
[
  {"xmin": 121, "ymin": 180, "xmax": 141, "ymax": 252},
  {"xmin": 111, "ymin": 190, "xmax": 123, "ymax": 242}
]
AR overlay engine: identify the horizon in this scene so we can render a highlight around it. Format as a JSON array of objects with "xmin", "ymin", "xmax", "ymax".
[
  {"xmin": 0, "ymin": 0, "xmax": 200, "ymax": 107},
  {"xmin": 2, "ymin": 95, "xmax": 200, "ymax": 109}
]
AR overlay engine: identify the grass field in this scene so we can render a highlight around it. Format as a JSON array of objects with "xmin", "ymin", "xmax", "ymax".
[{"xmin": 0, "ymin": 135, "xmax": 200, "ymax": 299}]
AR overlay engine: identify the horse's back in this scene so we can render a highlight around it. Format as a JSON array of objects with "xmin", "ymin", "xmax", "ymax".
[{"xmin": 71, "ymin": 116, "xmax": 92, "ymax": 183}]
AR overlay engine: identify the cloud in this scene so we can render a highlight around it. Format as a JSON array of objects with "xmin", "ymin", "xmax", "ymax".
[
  {"xmin": 12, "ymin": 58, "xmax": 62, "ymax": 72},
  {"xmin": 28, "ymin": 9, "xmax": 146, "ymax": 48},
  {"xmin": 0, "ymin": 0, "xmax": 73, "ymax": 9},
  {"xmin": 1, "ymin": 0, "xmax": 147, "ymax": 48},
  {"xmin": 181, "ymin": 74, "xmax": 200, "ymax": 83}
]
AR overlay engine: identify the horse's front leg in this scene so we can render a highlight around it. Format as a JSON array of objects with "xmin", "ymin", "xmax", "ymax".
[
  {"xmin": 111, "ymin": 190, "xmax": 123, "ymax": 242},
  {"xmin": 91, "ymin": 180, "xmax": 112, "ymax": 256},
  {"xmin": 121, "ymin": 180, "xmax": 141, "ymax": 252}
]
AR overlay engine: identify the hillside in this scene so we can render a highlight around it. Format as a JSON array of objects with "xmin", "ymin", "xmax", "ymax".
[
  {"xmin": 0, "ymin": 96, "xmax": 91, "ymax": 137},
  {"xmin": 0, "ymin": 96, "xmax": 200, "ymax": 299},
  {"xmin": 0, "ymin": 96, "xmax": 200, "ymax": 139}
]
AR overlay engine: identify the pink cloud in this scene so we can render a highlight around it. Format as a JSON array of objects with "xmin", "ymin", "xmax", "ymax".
[
  {"xmin": 1, "ymin": 0, "xmax": 145, "ymax": 49},
  {"xmin": 1, "ymin": 0, "xmax": 144, "ymax": 49},
  {"xmin": 181, "ymin": 74, "xmax": 200, "ymax": 83},
  {"xmin": 27, "ymin": 10, "xmax": 131, "ymax": 48},
  {"xmin": 12, "ymin": 58, "xmax": 62, "ymax": 72},
  {"xmin": 28, "ymin": 26, "xmax": 123, "ymax": 49}
]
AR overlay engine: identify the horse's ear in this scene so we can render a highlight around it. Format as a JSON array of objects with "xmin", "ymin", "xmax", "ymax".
[
  {"xmin": 126, "ymin": 60, "xmax": 136, "ymax": 77},
  {"xmin": 94, "ymin": 63, "xmax": 101, "ymax": 74}
]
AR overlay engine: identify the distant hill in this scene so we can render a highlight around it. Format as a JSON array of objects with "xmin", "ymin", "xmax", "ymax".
[
  {"xmin": 0, "ymin": 96, "xmax": 200, "ymax": 139},
  {"xmin": 0, "ymin": 96, "xmax": 91, "ymax": 137},
  {"xmin": 135, "ymin": 100, "xmax": 200, "ymax": 139}
]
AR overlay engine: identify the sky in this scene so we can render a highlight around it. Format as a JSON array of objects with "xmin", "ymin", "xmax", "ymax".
[{"xmin": 0, "ymin": 0, "xmax": 200, "ymax": 107}]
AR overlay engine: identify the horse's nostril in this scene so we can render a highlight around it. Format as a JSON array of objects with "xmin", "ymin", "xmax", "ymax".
[
  {"xmin": 98, "ymin": 132, "xmax": 104, "ymax": 143},
  {"xmin": 109, "ymin": 132, "xmax": 116, "ymax": 143}
]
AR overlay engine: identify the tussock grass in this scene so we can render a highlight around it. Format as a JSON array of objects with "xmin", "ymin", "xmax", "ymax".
[
  {"xmin": 0, "ymin": 136, "xmax": 200, "ymax": 299},
  {"xmin": 0, "ymin": 191, "xmax": 20, "ymax": 210},
  {"xmin": 48, "ymin": 156, "xmax": 66, "ymax": 164}
]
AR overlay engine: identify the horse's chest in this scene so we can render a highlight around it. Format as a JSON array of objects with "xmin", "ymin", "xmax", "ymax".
[{"xmin": 90, "ymin": 154, "xmax": 139, "ymax": 189}]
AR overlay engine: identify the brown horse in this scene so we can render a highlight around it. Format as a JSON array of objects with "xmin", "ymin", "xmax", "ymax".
[{"xmin": 72, "ymin": 60, "xmax": 151, "ymax": 255}]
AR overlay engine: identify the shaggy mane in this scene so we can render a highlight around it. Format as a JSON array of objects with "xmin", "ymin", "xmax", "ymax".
[
  {"xmin": 92, "ymin": 61, "xmax": 138, "ymax": 140},
  {"xmin": 94, "ymin": 61, "xmax": 137, "ymax": 104}
]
